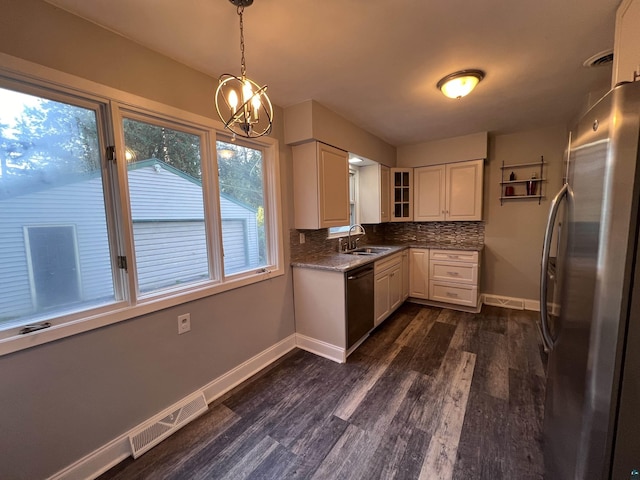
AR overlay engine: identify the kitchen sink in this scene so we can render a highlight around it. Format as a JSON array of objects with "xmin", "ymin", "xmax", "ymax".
[{"xmin": 346, "ymin": 247, "xmax": 391, "ymax": 255}]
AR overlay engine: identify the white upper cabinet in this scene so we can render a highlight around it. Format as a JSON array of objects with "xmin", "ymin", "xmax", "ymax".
[
  {"xmin": 414, "ymin": 165, "xmax": 446, "ymax": 221},
  {"xmin": 446, "ymin": 159, "xmax": 484, "ymax": 220},
  {"xmin": 359, "ymin": 163, "xmax": 390, "ymax": 224},
  {"xmin": 390, "ymin": 168, "xmax": 413, "ymax": 221},
  {"xmin": 414, "ymin": 159, "xmax": 484, "ymax": 222},
  {"xmin": 613, "ymin": 0, "xmax": 640, "ymax": 86},
  {"xmin": 293, "ymin": 141, "xmax": 350, "ymax": 229}
]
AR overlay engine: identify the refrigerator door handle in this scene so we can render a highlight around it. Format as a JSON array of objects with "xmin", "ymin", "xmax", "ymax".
[{"xmin": 540, "ymin": 183, "xmax": 569, "ymax": 351}]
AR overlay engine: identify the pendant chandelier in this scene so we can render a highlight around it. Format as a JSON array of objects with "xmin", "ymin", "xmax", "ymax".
[{"xmin": 215, "ymin": 0, "xmax": 273, "ymax": 138}]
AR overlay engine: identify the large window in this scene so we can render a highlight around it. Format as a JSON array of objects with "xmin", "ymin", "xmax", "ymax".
[
  {"xmin": 0, "ymin": 70, "xmax": 283, "ymax": 352},
  {"xmin": 217, "ymin": 140, "xmax": 267, "ymax": 275},
  {"xmin": 0, "ymin": 87, "xmax": 116, "ymax": 329},
  {"xmin": 123, "ymin": 116, "xmax": 209, "ymax": 294}
]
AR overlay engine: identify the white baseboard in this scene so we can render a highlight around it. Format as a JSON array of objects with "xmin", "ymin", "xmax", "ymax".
[
  {"xmin": 481, "ymin": 294, "xmax": 540, "ymax": 312},
  {"xmin": 48, "ymin": 434, "xmax": 131, "ymax": 480},
  {"xmin": 48, "ymin": 334, "xmax": 297, "ymax": 480},
  {"xmin": 201, "ymin": 334, "xmax": 296, "ymax": 403},
  {"xmin": 295, "ymin": 333, "xmax": 346, "ymax": 363},
  {"xmin": 523, "ymin": 298, "xmax": 541, "ymax": 312}
]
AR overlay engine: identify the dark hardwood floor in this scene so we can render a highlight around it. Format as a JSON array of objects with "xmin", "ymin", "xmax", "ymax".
[{"xmin": 99, "ymin": 303, "xmax": 546, "ymax": 480}]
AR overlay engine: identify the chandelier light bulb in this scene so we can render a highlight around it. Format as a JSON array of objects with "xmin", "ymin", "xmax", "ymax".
[
  {"xmin": 251, "ymin": 93, "xmax": 261, "ymax": 120},
  {"xmin": 228, "ymin": 89, "xmax": 238, "ymax": 114},
  {"xmin": 242, "ymin": 79, "xmax": 253, "ymax": 104}
]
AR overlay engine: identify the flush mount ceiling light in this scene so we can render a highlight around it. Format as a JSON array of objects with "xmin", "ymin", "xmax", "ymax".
[
  {"xmin": 215, "ymin": 0, "xmax": 273, "ymax": 138},
  {"xmin": 437, "ymin": 69, "xmax": 485, "ymax": 99}
]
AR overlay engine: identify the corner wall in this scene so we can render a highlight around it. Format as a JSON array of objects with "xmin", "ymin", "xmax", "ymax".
[{"xmin": 482, "ymin": 125, "xmax": 567, "ymax": 302}]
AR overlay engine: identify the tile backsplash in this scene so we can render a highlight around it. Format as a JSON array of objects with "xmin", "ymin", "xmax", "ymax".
[
  {"xmin": 290, "ymin": 222, "xmax": 484, "ymax": 261},
  {"xmin": 382, "ymin": 221, "xmax": 484, "ymax": 245}
]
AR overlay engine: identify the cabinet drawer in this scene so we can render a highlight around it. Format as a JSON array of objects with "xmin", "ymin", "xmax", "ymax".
[
  {"xmin": 430, "ymin": 260, "xmax": 477, "ymax": 284},
  {"xmin": 375, "ymin": 252, "xmax": 402, "ymax": 274},
  {"xmin": 430, "ymin": 249, "xmax": 478, "ymax": 263},
  {"xmin": 429, "ymin": 281, "xmax": 478, "ymax": 307}
]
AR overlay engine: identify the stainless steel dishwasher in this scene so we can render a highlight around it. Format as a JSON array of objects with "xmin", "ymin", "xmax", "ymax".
[{"xmin": 345, "ymin": 264, "xmax": 374, "ymax": 349}]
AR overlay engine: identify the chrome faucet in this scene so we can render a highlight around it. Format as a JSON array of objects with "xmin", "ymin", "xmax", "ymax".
[{"xmin": 347, "ymin": 224, "xmax": 366, "ymax": 251}]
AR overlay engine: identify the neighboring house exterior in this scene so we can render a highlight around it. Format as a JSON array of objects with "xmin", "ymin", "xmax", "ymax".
[{"xmin": 0, "ymin": 159, "xmax": 259, "ymax": 322}]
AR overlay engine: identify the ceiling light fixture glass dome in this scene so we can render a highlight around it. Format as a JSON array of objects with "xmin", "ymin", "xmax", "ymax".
[{"xmin": 437, "ymin": 69, "xmax": 485, "ymax": 99}]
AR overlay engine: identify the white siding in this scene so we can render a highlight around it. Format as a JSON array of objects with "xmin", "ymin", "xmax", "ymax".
[
  {"xmin": 222, "ymin": 219, "xmax": 249, "ymax": 274},
  {"xmin": 133, "ymin": 221, "xmax": 209, "ymax": 292},
  {"xmin": 128, "ymin": 165, "xmax": 204, "ymax": 220},
  {"xmin": 0, "ymin": 161, "xmax": 261, "ymax": 322},
  {"xmin": 0, "ymin": 176, "xmax": 114, "ymax": 320}
]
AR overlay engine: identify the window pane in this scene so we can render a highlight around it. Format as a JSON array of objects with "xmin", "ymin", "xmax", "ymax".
[
  {"xmin": 329, "ymin": 171, "xmax": 356, "ymax": 236},
  {"xmin": 216, "ymin": 141, "xmax": 266, "ymax": 275},
  {"xmin": 0, "ymin": 87, "xmax": 115, "ymax": 328},
  {"xmin": 123, "ymin": 118, "xmax": 209, "ymax": 293}
]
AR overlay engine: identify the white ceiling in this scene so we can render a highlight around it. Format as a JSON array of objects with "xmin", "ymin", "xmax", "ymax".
[{"xmin": 45, "ymin": 0, "xmax": 619, "ymax": 147}]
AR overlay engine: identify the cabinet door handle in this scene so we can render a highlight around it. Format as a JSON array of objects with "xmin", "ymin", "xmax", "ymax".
[
  {"xmin": 446, "ymin": 292, "xmax": 459, "ymax": 298},
  {"xmin": 447, "ymin": 271, "xmax": 460, "ymax": 276},
  {"xmin": 447, "ymin": 255, "xmax": 459, "ymax": 259}
]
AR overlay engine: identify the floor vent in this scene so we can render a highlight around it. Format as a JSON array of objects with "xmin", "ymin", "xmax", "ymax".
[
  {"xmin": 128, "ymin": 392, "xmax": 208, "ymax": 459},
  {"xmin": 482, "ymin": 294, "xmax": 525, "ymax": 310}
]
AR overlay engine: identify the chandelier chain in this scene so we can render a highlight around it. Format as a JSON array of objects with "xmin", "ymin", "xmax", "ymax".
[{"xmin": 237, "ymin": 5, "xmax": 246, "ymax": 78}]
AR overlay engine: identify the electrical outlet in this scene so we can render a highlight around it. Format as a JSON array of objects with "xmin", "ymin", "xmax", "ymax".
[
  {"xmin": 177, "ymin": 313, "xmax": 191, "ymax": 334},
  {"xmin": 299, "ymin": 232, "xmax": 306, "ymax": 244}
]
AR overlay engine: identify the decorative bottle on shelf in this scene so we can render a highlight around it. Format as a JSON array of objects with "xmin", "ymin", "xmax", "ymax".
[
  {"xmin": 526, "ymin": 172, "xmax": 538, "ymax": 196},
  {"xmin": 509, "ymin": 171, "xmax": 516, "ymax": 181}
]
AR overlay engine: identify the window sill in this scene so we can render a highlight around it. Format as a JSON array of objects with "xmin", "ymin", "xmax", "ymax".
[{"xmin": 0, "ymin": 267, "xmax": 284, "ymax": 357}]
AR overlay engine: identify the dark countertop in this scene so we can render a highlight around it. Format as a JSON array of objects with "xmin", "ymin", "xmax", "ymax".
[{"xmin": 291, "ymin": 242, "xmax": 483, "ymax": 272}]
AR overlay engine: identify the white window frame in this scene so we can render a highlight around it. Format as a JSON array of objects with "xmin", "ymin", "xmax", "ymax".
[
  {"xmin": 0, "ymin": 53, "xmax": 284, "ymax": 356},
  {"xmin": 327, "ymin": 167, "xmax": 359, "ymax": 238}
]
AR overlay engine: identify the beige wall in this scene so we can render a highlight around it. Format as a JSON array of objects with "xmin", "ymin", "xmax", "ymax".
[
  {"xmin": 397, "ymin": 131, "xmax": 488, "ymax": 167},
  {"xmin": 284, "ymin": 100, "xmax": 397, "ymax": 166},
  {"xmin": 0, "ymin": 1, "xmax": 295, "ymax": 479},
  {"xmin": 482, "ymin": 125, "xmax": 567, "ymax": 301}
]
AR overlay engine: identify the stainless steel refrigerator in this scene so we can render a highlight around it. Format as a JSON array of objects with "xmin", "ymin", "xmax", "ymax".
[{"xmin": 540, "ymin": 80, "xmax": 640, "ymax": 479}]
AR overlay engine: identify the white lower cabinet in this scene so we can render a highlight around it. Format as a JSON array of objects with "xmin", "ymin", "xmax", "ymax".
[
  {"xmin": 293, "ymin": 267, "xmax": 346, "ymax": 347},
  {"xmin": 429, "ymin": 249, "xmax": 480, "ymax": 309},
  {"xmin": 409, "ymin": 248, "xmax": 430, "ymax": 299},
  {"xmin": 401, "ymin": 249, "xmax": 410, "ymax": 301},
  {"xmin": 409, "ymin": 247, "xmax": 481, "ymax": 311},
  {"xmin": 429, "ymin": 280, "xmax": 478, "ymax": 307},
  {"xmin": 374, "ymin": 252, "xmax": 403, "ymax": 326}
]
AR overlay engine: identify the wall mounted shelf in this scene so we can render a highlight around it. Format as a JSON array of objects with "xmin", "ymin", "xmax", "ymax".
[{"xmin": 500, "ymin": 156, "xmax": 545, "ymax": 205}]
